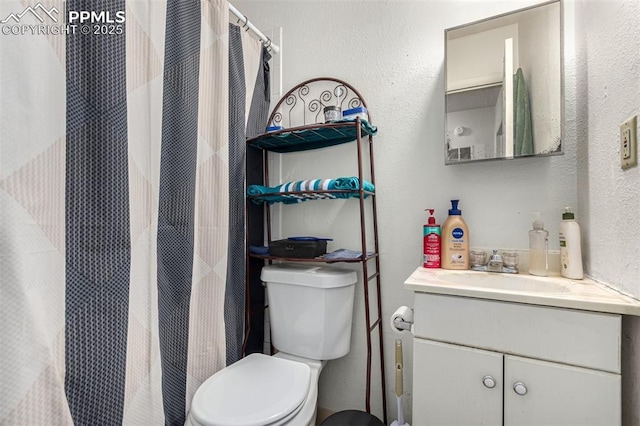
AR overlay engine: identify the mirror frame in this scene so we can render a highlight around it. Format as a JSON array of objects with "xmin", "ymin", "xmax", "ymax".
[{"xmin": 444, "ymin": 0, "xmax": 564, "ymax": 165}]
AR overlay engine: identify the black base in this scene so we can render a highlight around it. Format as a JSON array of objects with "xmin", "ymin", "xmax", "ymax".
[{"xmin": 320, "ymin": 410, "xmax": 384, "ymax": 426}]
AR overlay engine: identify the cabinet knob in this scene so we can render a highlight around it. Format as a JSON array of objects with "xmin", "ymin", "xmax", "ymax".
[
  {"xmin": 482, "ymin": 375, "xmax": 496, "ymax": 389},
  {"xmin": 513, "ymin": 382, "xmax": 528, "ymax": 396}
]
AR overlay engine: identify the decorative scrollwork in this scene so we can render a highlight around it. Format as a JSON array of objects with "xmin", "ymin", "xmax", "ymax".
[
  {"xmin": 347, "ymin": 97, "xmax": 362, "ymax": 110},
  {"xmin": 309, "ymin": 99, "xmax": 324, "ymax": 124},
  {"xmin": 309, "ymin": 99, "xmax": 321, "ymax": 113},
  {"xmin": 272, "ymin": 111, "xmax": 283, "ymax": 127},
  {"xmin": 334, "ymin": 85, "xmax": 347, "ymax": 108},
  {"xmin": 284, "ymin": 94, "xmax": 296, "ymax": 107},
  {"xmin": 284, "ymin": 94, "xmax": 297, "ymax": 127},
  {"xmin": 319, "ymin": 90, "xmax": 333, "ymax": 107},
  {"xmin": 267, "ymin": 78, "xmax": 369, "ymax": 129},
  {"xmin": 297, "ymin": 85, "xmax": 311, "ymax": 124},
  {"xmin": 297, "ymin": 84, "xmax": 310, "ymax": 98}
]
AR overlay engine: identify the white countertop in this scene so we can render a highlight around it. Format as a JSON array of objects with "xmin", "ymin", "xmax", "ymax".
[{"xmin": 404, "ymin": 267, "xmax": 640, "ymax": 316}]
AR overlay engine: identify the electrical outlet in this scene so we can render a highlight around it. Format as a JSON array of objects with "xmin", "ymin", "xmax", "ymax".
[{"xmin": 621, "ymin": 115, "xmax": 637, "ymax": 170}]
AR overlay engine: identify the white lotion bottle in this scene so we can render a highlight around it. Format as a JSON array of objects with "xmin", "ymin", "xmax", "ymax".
[
  {"xmin": 528, "ymin": 213, "xmax": 548, "ymax": 276},
  {"xmin": 559, "ymin": 207, "xmax": 583, "ymax": 279}
]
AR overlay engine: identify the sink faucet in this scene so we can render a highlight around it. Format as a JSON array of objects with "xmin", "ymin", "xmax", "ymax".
[
  {"xmin": 470, "ymin": 250, "xmax": 519, "ymax": 274},
  {"xmin": 487, "ymin": 250, "xmax": 503, "ymax": 272}
]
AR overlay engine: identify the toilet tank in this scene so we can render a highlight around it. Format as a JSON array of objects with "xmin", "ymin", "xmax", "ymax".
[{"xmin": 261, "ymin": 264, "xmax": 357, "ymax": 360}]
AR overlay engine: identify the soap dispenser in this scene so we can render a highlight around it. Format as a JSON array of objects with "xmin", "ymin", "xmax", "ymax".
[{"xmin": 528, "ymin": 212, "xmax": 549, "ymax": 276}]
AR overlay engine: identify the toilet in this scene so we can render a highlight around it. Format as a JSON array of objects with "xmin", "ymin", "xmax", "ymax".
[{"xmin": 187, "ymin": 264, "xmax": 357, "ymax": 426}]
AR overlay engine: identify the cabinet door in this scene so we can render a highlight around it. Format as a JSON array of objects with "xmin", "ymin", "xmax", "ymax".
[
  {"xmin": 413, "ymin": 339, "xmax": 503, "ymax": 425},
  {"xmin": 504, "ymin": 355, "xmax": 621, "ymax": 426}
]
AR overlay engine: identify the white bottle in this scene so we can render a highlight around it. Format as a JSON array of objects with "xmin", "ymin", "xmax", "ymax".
[
  {"xmin": 528, "ymin": 213, "xmax": 548, "ymax": 276},
  {"xmin": 559, "ymin": 207, "xmax": 583, "ymax": 279}
]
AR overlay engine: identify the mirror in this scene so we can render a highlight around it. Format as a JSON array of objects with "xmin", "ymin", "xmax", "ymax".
[{"xmin": 445, "ymin": 1, "xmax": 562, "ymax": 164}]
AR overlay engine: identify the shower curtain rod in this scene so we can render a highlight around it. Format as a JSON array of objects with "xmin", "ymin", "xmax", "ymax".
[{"xmin": 229, "ymin": 3, "xmax": 280, "ymax": 54}]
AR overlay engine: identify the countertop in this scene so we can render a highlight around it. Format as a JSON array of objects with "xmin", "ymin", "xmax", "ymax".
[{"xmin": 404, "ymin": 267, "xmax": 640, "ymax": 316}]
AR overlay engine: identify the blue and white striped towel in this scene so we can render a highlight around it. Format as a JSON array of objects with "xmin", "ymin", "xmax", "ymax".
[{"xmin": 247, "ymin": 177, "xmax": 375, "ymax": 205}]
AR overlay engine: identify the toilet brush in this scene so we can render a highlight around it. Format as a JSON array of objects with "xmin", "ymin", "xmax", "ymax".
[{"xmin": 390, "ymin": 339, "xmax": 409, "ymax": 426}]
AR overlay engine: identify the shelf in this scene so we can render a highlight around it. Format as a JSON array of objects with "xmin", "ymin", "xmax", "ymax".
[
  {"xmin": 249, "ymin": 252, "xmax": 378, "ymax": 264},
  {"xmin": 247, "ymin": 188, "xmax": 375, "ymax": 205},
  {"xmin": 245, "ymin": 78, "xmax": 387, "ymax": 423},
  {"xmin": 247, "ymin": 120, "xmax": 377, "ymax": 153}
]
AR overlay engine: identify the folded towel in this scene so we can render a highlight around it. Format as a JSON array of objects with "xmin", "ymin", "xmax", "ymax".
[
  {"xmin": 323, "ymin": 248, "xmax": 375, "ymax": 260},
  {"xmin": 247, "ymin": 177, "xmax": 375, "ymax": 205}
]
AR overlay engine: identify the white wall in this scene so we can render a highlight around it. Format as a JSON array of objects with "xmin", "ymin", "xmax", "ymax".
[
  {"xmin": 573, "ymin": 0, "xmax": 640, "ymax": 423},
  {"xmin": 447, "ymin": 24, "xmax": 518, "ymax": 91},
  {"xmin": 519, "ymin": 2, "xmax": 562, "ymax": 153},
  {"xmin": 447, "ymin": 106, "xmax": 497, "ymax": 160},
  {"xmin": 234, "ymin": 0, "xmax": 638, "ymax": 423}
]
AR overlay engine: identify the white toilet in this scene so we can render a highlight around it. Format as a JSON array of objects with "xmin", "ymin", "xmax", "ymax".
[{"xmin": 187, "ymin": 264, "xmax": 357, "ymax": 426}]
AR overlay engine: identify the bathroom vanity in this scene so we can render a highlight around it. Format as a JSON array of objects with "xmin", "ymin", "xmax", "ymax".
[{"xmin": 404, "ymin": 268, "xmax": 640, "ymax": 425}]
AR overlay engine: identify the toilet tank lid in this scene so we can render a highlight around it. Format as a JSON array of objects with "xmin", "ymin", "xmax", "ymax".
[{"xmin": 261, "ymin": 264, "xmax": 357, "ymax": 288}]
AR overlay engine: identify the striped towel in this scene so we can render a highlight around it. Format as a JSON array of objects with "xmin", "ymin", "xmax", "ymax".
[{"xmin": 247, "ymin": 177, "xmax": 375, "ymax": 205}]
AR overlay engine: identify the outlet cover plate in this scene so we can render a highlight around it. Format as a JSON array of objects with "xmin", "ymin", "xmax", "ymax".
[{"xmin": 621, "ymin": 115, "xmax": 637, "ymax": 170}]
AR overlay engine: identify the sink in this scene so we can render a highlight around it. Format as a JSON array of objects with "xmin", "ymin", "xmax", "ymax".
[
  {"xmin": 434, "ymin": 270, "xmax": 572, "ymax": 293},
  {"xmin": 404, "ymin": 267, "xmax": 640, "ymax": 315}
]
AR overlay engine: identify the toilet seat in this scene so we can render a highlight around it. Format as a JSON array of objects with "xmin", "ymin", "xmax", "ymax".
[{"xmin": 189, "ymin": 353, "xmax": 311, "ymax": 426}]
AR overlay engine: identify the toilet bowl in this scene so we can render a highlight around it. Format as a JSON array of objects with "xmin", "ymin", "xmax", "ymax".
[
  {"xmin": 186, "ymin": 352, "xmax": 324, "ymax": 426},
  {"xmin": 186, "ymin": 264, "xmax": 357, "ymax": 426}
]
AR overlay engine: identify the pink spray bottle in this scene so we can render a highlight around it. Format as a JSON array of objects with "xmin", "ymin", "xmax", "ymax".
[{"xmin": 423, "ymin": 209, "xmax": 441, "ymax": 268}]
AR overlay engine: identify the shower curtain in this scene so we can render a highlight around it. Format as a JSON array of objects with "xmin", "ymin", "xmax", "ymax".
[
  {"xmin": 0, "ymin": 0, "xmax": 269, "ymax": 424},
  {"xmin": 227, "ymin": 23, "xmax": 271, "ymax": 362}
]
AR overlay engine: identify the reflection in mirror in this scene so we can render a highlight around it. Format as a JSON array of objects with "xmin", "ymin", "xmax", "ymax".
[{"xmin": 445, "ymin": 0, "xmax": 562, "ymax": 164}]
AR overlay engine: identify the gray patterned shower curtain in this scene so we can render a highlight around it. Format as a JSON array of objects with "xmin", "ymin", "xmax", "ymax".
[
  {"xmin": 0, "ymin": 0, "xmax": 269, "ymax": 424},
  {"xmin": 227, "ymin": 23, "xmax": 271, "ymax": 364}
]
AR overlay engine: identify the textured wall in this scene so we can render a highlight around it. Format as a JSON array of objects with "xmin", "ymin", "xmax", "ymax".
[
  {"xmin": 573, "ymin": 0, "xmax": 640, "ymax": 423},
  {"xmin": 574, "ymin": 0, "xmax": 640, "ymax": 297},
  {"xmin": 233, "ymin": 0, "xmax": 638, "ymax": 423}
]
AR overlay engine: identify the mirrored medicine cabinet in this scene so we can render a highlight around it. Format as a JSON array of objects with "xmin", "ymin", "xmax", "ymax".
[{"xmin": 445, "ymin": 0, "xmax": 563, "ymax": 165}]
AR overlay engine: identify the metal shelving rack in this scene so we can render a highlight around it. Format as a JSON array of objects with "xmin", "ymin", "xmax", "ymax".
[{"xmin": 243, "ymin": 77, "xmax": 387, "ymax": 423}]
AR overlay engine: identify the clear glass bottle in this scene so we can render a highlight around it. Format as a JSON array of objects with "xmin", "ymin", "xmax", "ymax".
[{"xmin": 528, "ymin": 213, "xmax": 549, "ymax": 276}]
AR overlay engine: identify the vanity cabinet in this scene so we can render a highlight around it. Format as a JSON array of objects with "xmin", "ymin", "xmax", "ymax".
[{"xmin": 412, "ymin": 293, "xmax": 621, "ymax": 425}]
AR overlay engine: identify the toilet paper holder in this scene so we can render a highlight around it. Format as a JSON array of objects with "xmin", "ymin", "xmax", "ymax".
[
  {"xmin": 393, "ymin": 317, "xmax": 412, "ymax": 331},
  {"xmin": 390, "ymin": 306, "xmax": 414, "ymax": 334}
]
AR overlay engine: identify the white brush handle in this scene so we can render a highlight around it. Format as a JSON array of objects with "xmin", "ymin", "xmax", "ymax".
[{"xmin": 397, "ymin": 396, "xmax": 405, "ymax": 425}]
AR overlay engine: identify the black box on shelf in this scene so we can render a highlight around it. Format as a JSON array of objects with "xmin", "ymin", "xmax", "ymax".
[{"xmin": 269, "ymin": 238, "xmax": 328, "ymax": 259}]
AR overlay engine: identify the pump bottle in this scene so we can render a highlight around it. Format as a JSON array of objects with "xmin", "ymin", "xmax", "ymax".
[
  {"xmin": 423, "ymin": 209, "xmax": 441, "ymax": 268},
  {"xmin": 528, "ymin": 213, "xmax": 549, "ymax": 276},
  {"xmin": 559, "ymin": 207, "xmax": 583, "ymax": 279},
  {"xmin": 441, "ymin": 200, "xmax": 469, "ymax": 270}
]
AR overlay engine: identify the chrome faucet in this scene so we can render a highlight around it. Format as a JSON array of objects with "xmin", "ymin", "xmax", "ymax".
[
  {"xmin": 487, "ymin": 250, "xmax": 503, "ymax": 272},
  {"xmin": 470, "ymin": 249, "xmax": 519, "ymax": 274}
]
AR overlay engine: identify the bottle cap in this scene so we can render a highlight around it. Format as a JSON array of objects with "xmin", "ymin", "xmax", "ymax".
[
  {"xmin": 448, "ymin": 199, "xmax": 461, "ymax": 215},
  {"xmin": 562, "ymin": 206, "xmax": 575, "ymax": 220},
  {"xmin": 426, "ymin": 209, "xmax": 436, "ymax": 225}
]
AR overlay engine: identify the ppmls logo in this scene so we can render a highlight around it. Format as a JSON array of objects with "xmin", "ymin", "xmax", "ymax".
[
  {"xmin": 0, "ymin": 3, "xmax": 59, "ymax": 24},
  {"xmin": 1, "ymin": 2, "xmax": 125, "ymax": 36}
]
